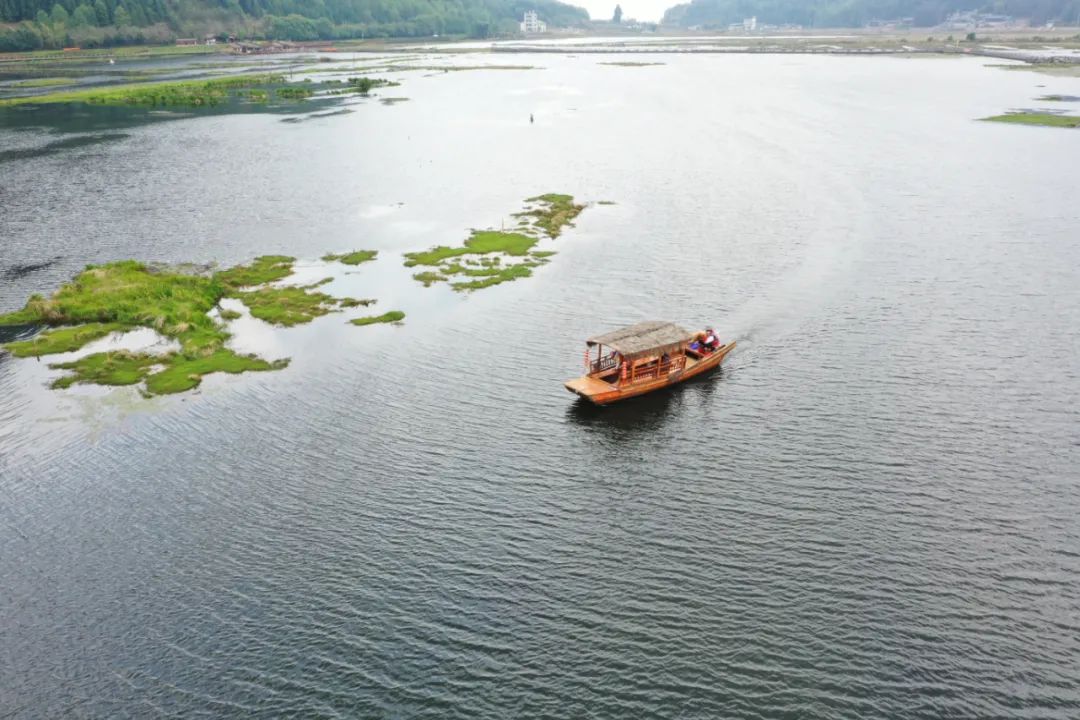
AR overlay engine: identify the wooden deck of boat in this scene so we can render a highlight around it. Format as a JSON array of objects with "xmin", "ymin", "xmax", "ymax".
[{"xmin": 564, "ymin": 375, "xmax": 616, "ymax": 397}]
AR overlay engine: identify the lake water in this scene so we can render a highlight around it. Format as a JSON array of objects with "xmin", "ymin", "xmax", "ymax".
[{"xmin": 2, "ymin": 52, "xmax": 1079, "ymax": 718}]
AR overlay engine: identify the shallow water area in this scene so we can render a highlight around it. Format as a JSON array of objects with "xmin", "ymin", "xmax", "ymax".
[{"xmin": 1, "ymin": 48, "xmax": 1080, "ymax": 719}]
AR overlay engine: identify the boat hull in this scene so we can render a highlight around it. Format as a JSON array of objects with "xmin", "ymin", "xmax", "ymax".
[{"xmin": 565, "ymin": 342, "xmax": 734, "ymax": 405}]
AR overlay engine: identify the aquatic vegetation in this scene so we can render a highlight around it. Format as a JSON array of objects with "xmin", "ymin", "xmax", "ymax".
[
  {"xmin": 0, "ymin": 254, "xmax": 382, "ymax": 396},
  {"xmin": 350, "ymin": 311, "xmax": 405, "ymax": 326},
  {"xmin": 991, "ymin": 64, "xmax": 1080, "ymax": 77},
  {"xmin": 50, "ymin": 348, "xmax": 287, "ymax": 394},
  {"xmin": 324, "ymin": 77, "xmax": 399, "ymax": 95},
  {"xmin": 982, "ymin": 112, "xmax": 1080, "ymax": 128},
  {"xmin": 276, "ymin": 86, "xmax": 313, "ymax": 100},
  {"xmin": 514, "ymin": 194, "xmax": 586, "ymax": 239},
  {"xmin": 322, "ymin": 250, "xmax": 378, "ymax": 265},
  {"xmin": 1035, "ymin": 95, "xmax": 1080, "ymax": 102},
  {"xmin": 0, "ymin": 73, "xmax": 353, "ymax": 108},
  {"xmin": 404, "ymin": 194, "xmax": 585, "ymax": 292},
  {"xmin": 234, "ymin": 284, "xmax": 367, "ymax": 327},
  {"xmin": 380, "ymin": 97, "xmax": 410, "ymax": 105},
  {"xmin": 599, "ymin": 61, "xmax": 665, "ymax": 67},
  {"xmin": 0, "ymin": 260, "xmax": 223, "ymax": 335},
  {"xmin": 10, "ymin": 77, "xmax": 76, "ymax": 88},
  {"xmin": 404, "ymin": 231, "xmax": 538, "ymax": 267},
  {"xmin": 50, "ymin": 350, "xmax": 160, "ymax": 389},
  {"xmin": 340, "ymin": 297, "xmax": 375, "ymax": 308},
  {"xmin": 142, "ymin": 350, "xmax": 287, "ymax": 395},
  {"xmin": 215, "ymin": 255, "xmax": 295, "ymax": 288},
  {"xmin": 597, "ymin": 200, "xmax": 617, "ymax": 205},
  {"xmin": 450, "ymin": 265, "xmax": 533, "ymax": 291},
  {"xmin": 2, "ymin": 322, "xmax": 130, "ymax": 358},
  {"xmin": 413, "ymin": 271, "xmax": 447, "ymax": 287}
]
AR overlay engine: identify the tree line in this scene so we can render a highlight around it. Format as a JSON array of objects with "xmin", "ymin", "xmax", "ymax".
[
  {"xmin": 662, "ymin": 0, "xmax": 1080, "ymax": 28},
  {"xmin": 0, "ymin": 0, "xmax": 590, "ymax": 51}
]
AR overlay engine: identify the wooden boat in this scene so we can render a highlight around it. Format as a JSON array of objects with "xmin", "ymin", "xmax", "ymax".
[{"xmin": 564, "ymin": 321, "xmax": 735, "ymax": 405}]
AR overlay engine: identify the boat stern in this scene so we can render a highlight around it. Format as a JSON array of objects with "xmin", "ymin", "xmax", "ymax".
[{"xmin": 564, "ymin": 375, "xmax": 618, "ymax": 405}]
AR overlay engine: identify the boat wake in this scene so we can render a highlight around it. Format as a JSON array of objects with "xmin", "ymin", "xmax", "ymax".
[{"xmin": 723, "ymin": 232, "xmax": 856, "ymax": 355}]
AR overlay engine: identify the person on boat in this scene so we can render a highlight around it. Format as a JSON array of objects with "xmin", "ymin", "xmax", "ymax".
[{"xmin": 702, "ymin": 328, "xmax": 720, "ymax": 352}]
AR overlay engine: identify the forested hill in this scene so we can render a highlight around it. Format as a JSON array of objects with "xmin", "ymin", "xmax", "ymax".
[
  {"xmin": 662, "ymin": 0, "xmax": 1080, "ymax": 28},
  {"xmin": 0, "ymin": 0, "xmax": 590, "ymax": 50}
]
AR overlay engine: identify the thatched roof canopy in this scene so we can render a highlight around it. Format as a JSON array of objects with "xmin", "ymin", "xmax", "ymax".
[{"xmin": 587, "ymin": 321, "xmax": 691, "ymax": 359}]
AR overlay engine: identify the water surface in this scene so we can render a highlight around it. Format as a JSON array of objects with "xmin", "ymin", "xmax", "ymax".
[{"xmin": 2, "ymin": 53, "xmax": 1079, "ymax": 718}]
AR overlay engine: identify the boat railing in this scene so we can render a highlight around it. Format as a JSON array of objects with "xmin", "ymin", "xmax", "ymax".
[
  {"xmin": 625, "ymin": 355, "xmax": 686, "ymax": 384},
  {"xmin": 589, "ymin": 354, "xmax": 620, "ymax": 374}
]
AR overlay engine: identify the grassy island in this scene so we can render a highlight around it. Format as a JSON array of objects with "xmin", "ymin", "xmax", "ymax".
[
  {"xmin": 403, "ymin": 194, "xmax": 585, "ymax": 292},
  {"xmin": 322, "ymin": 250, "xmax": 378, "ymax": 265},
  {"xmin": 982, "ymin": 111, "xmax": 1080, "ymax": 128},
  {"xmin": 0, "ymin": 74, "xmax": 396, "ymax": 108},
  {"xmin": 0, "ymin": 255, "xmax": 395, "ymax": 395},
  {"xmin": 350, "ymin": 311, "xmax": 405, "ymax": 326}
]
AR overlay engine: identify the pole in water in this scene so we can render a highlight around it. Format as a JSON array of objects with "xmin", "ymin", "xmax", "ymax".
[{"xmin": 530, "ymin": 113, "xmax": 534, "ymax": 124}]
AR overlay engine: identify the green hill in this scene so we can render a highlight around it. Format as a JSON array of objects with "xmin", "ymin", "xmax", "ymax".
[
  {"xmin": 662, "ymin": 0, "xmax": 1080, "ymax": 29},
  {"xmin": 0, "ymin": 0, "xmax": 590, "ymax": 51}
]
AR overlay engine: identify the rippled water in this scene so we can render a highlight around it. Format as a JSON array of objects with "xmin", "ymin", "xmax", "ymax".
[{"xmin": 2, "ymin": 53, "xmax": 1079, "ymax": 718}]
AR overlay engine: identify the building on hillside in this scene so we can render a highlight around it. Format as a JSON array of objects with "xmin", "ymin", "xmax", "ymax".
[
  {"xmin": 204, "ymin": 35, "xmax": 217, "ymax": 45},
  {"xmin": 943, "ymin": 11, "xmax": 1015, "ymax": 30},
  {"xmin": 520, "ymin": 11, "xmax": 547, "ymax": 34},
  {"xmin": 175, "ymin": 38, "xmax": 198, "ymax": 46}
]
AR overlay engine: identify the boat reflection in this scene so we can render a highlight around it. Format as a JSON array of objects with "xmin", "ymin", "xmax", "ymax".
[{"xmin": 564, "ymin": 367, "xmax": 722, "ymax": 437}]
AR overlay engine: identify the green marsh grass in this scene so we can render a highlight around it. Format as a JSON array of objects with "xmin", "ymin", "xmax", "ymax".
[
  {"xmin": 0, "ymin": 255, "xmax": 377, "ymax": 396},
  {"xmin": 982, "ymin": 112, "xmax": 1080, "ymax": 128},
  {"xmin": 0, "ymin": 74, "xmax": 307, "ymax": 108},
  {"xmin": 413, "ymin": 271, "xmax": 447, "ymax": 287},
  {"xmin": 215, "ymin": 255, "xmax": 295, "ymax": 288},
  {"xmin": 404, "ymin": 230, "xmax": 538, "ymax": 267},
  {"xmin": 322, "ymin": 250, "xmax": 378, "ymax": 265},
  {"xmin": 350, "ymin": 310, "xmax": 405, "ymax": 326},
  {"xmin": 403, "ymin": 193, "xmax": 585, "ymax": 291},
  {"xmin": 2, "ymin": 322, "xmax": 130, "ymax": 357},
  {"xmin": 235, "ymin": 285, "xmax": 352, "ymax": 327}
]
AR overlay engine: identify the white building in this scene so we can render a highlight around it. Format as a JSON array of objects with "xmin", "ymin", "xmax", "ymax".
[
  {"xmin": 520, "ymin": 11, "xmax": 547, "ymax": 34},
  {"xmin": 743, "ymin": 16, "xmax": 757, "ymax": 31}
]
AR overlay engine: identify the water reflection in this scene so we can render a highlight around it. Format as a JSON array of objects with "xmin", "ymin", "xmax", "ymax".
[
  {"xmin": 0, "ymin": 133, "xmax": 128, "ymax": 163},
  {"xmin": 564, "ymin": 367, "xmax": 723, "ymax": 436}
]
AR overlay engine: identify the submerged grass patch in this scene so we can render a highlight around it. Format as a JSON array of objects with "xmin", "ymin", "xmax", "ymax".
[
  {"xmin": 990, "ymin": 63, "xmax": 1080, "ymax": 77},
  {"xmin": 143, "ymin": 350, "xmax": 287, "ymax": 395},
  {"xmin": 2, "ymin": 322, "xmax": 130, "ymax": 357},
  {"xmin": 404, "ymin": 230, "xmax": 538, "ymax": 267},
  {"xmin": 11, "ymin": 77, "xmax": 76, "ymax": 88},
  {"xmin": 413, "ymin": 271, "xmax": 447, "ymax": 287},
  {"xmin": 322, "ymin": 249, "xmax": 378, "ymax": 265},
  {"xmin": 0, "ymin": 73, "xmax": 391, "ymax": 108},
  {"xmin": 982, "ymin": 111, "xmax": 1080, "ymax": 128},
  {"xmin": 324, "ymin": 76, "xmax": 399, "ymax": 95},
  {"xmin": 50, "ymin": 348, "xmax": 287, "ymax": 394},
  {"xmin": 450, "ymin": 265, "xmax": 533, "ymax": 291},
  {"xmin": 0, "ymin": 73, "xmax": 289, "ymax": 107},
  {"xmin": 404, "ymin": 193, "xmax": 585, "ymax": 292},
  {"xmin": 1, "ymin": 253, "xmax": 386, "ymax": 396},
  {"xmin": 350, "ymin": 310, "xmax": 405, "ymax": 326},
  {"xmin": 234, "ymin": 284, "xmax": 369, "ymax": 327},
  {"xmin": 514, "ymin": 194, "xmax": 586, "ymax": 239},
  {"xmin": 215, "ymin": 255, "xmax": 295, "ymax": 288},
  {"xmin": 50, "ymin": 350, "xmax": 159, "ymax": 389}
]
